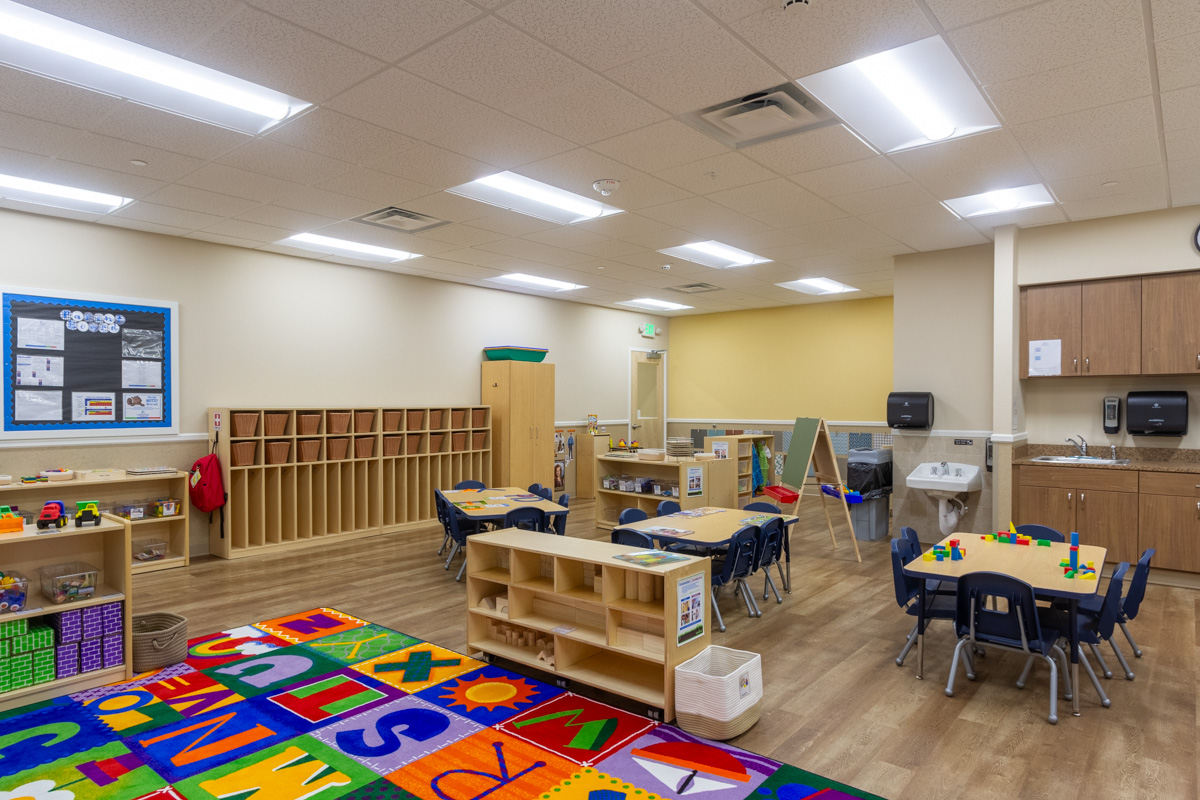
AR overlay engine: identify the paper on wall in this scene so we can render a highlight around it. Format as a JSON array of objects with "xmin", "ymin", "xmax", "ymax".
[
  {"xmin": 72, "ymin": 391, "xmax": 115, "ymax": 422},
  {"xmin": 686, "ymin": 466, "xmax": 703, "ymax": 497},
  {"xmin": 123, "ymin": 393, "xmax": 162, "ymax": 421},
  {"xmin": 712, "ymin": 441, "xmax": 729, "ymax": 459},
  {"xmin": 677, "ymin": 572, "xmax": 705, "ymax": 646},
  {"xmin": 15, "ymin": 354, "xmax": 64, "ymax": 386},
  {"xmin": 16, "ymin": 317, "xmax": 64, "ymax": 350},
  {"xmin": 122, "ymin": 359, "xmax": 162, "ymax": 389},
  {"xmin": 1028, "ymin": 339, "xmax": 1062, "ymax": 376},
  {"xmin": 14, "ymin": 390, "xmax": 62, "ymax": 421}
]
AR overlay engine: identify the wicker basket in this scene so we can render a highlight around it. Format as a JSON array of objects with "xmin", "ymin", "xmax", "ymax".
[
  {"xmin": 407, "ymin": 410, "xmax": 425, "ymax": 430},
  {"xmin": 231, "ymin": 441, "xmax": 257, "ymax": 466},
  {"xmin": 383, "ymin": 411, "xmax": 403, "ymax": 432},
  {"xmin": 451, "ymin": 409, "xmax": 467, "ymax": 429},
  {"xmin": 327, "ymin": 412, "xmax": 351, "ymax": 434},
  {"xmin": 428, "ymin": 409, "xmax": 444, "ymax": 429},
  {"xmin": 355, "ymin": 437, "xmax": 375, "ymax": 458},
  {"xmin": 383, "ymin": 436, "xmax": 403, "ymax": 456},
  {"xmin": 429, "ymin": 433, "xmax": 445, "ymax": 452},
  {"xmin": 131, "ymin": 612, "xmax": 188, "ymax": 673},
  {"xmin": 406, "ymin": 434, "xmax": 422, "ymax": 454},
  {"xmin": 327, "ymin": 437, "xmax": 350, "ymax": 460},
  {"xmin": 232, "ymin": 413, "xmax": 258, "ymax": 437},
  {"xmin": 472, "ymin": 408, "xmax": 487, "ymax": 427},
  {"xmin": 297, "ymin": 414, "xmax": 321, "ymax": 435},
  {"xmin": 355, "ymin": 410, "xmax": 375, "ymax": 433},
  {"xmin": 472, "ymin": 432, "xmax": 487, "ymax": 449},
  {"xmin": 265, "ymin": 440, "xmax": 291, "ymax": 464},
  {"xmin": 264, "ymin": 412, "xmax": 288, "ymax": 436},
  {"xmin": 297, "ymin": 439, "xmax": 321, "ymax": 462},
  {"xmin": 451, "ymin": 432, "xmax": 467, "ymax": 451},
  {"xmin": 674, "ymin": 646, "xmax": 762, "ymax": 740}
]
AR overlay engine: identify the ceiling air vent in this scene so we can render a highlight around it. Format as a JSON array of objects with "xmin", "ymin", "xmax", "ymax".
[
  {"xmin": 669, "ymin": 282, "xmax": 722, "ymax": 294},
  {"xmin": 682, "ymin": 83, "xmax": 839, "ymax": 149},
  {"xmin": 352, "ymin": 206, "xmax": 449, "ymax": 234}
]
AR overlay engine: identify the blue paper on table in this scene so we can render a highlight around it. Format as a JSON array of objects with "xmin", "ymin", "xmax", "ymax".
[{"xmin": 821, "ymin": 484, "xmax": 863, "ymax": 503}]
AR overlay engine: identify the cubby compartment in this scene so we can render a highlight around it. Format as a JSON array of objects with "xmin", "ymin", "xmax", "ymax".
[
  {"xmin": 450, "ymin": 408, "xmax": 469, "ymax": 429},
  {"xmin": 468, "ymin": 577, "xmax": 510, "ymax": 620},
  {"xmin": 265, "ymin": 439, "xmax": 291, "ymax": 465},
  {"xmin": 556, "ymin": 643, "xmax": 664, "ymax": 707},
  {"xmin": 471, "ymin": 407, "xmax": 488, "ymax": 428},
  {"xmin": 428, "ymin": 409, "xmax": 446, "ymax": 430},
  {"xmin": 468, "ymin": 615, "xmax": 551, "ymax": 667},
  {"xmin": 509, "ymin": 587, "xmax": 607, "ymax": 647},
  {"xmin": 231, "ymin": 411, "xmax": 260, "ymax": 438},
  {"xmin": 382, "ymin": 410, "xmax": 404, "ymax": 432},
  {"xmin": 604, "ymin": 567, "xmax": 665, "ymax": 616},
  {"xmin": 555, "ymin": 558, "xmax": 605, "ymax": 602},
  {"xmin": 467, "ymin": 541, "xmax": 510, "ymax": 583},
  {"xmin": 326, "ymin": 410, "xmax": 352, "ymax": 435},
  {"xmin": 510, "ymin": 550, "xmax": 554, "ymax": 592},
  {"xmin": 263, "ymin": 411, "xmax": 290, "ymax": 437},
  {"xmin": 609, "ymin": 609, "xmax": 666, "ymax": 661},
  {"xmin": 296, "ymin": 412, "xmax": 322, "ymax": 435},
  {"xmin": 354, "ymin": 409, "xmax": 376, "ymax": 433}
]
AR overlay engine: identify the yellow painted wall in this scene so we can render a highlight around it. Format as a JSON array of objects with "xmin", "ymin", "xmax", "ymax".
[{"xmin": 668, "ymin": 297, "xmax": 893, "ymax": 421}]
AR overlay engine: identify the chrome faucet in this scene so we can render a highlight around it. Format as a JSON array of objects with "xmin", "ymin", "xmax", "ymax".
[
  {"xmin": 1066, "ymin": 435, "xmax": 1087, "ymax": 456},
  {"xmin": 940, "ymin": 461, "xmax": 949, "ymax": 475}
]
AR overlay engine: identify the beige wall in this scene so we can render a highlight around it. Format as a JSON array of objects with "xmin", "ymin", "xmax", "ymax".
[{"xmin": 1024, "ymin": 377, "xmax": 1200, "ymax": 449}]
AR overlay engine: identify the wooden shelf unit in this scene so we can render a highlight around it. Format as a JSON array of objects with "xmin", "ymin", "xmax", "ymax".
[
  {"xmin": 704, "ymin": 434, "xmax": 776, "ymax": 508},
  {"xmin": 466, "ymin": 528, "xmax": 711, "ymax": 720},
  {"xmin": 209, "ymin": 406, "xmax": 491, "ymax": 559},
  {"xmin": 573, "ymin": 432, "xmax": 608, "ymax": 500},
  {"xmin": 593, "ymin": 455, "xmax": 736, "ymax": 530},
  {"xmin": 0, "ymin": 472, "xmax": 188, "ymax": 574},
  {"xmin": 0, "ymin": 515, "xmax": 133, "ymax": 710}
]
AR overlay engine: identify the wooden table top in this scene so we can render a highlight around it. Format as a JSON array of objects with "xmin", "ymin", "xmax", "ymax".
[
  {"xmin": 442, "ymin": 487, "xmax": 567, "ymax": 518},
  {"xmin": 614, "ymin": 506, "xmax": 798, "ymax": 544},
  {"xmin": 903, "ymin": 533, "xmax": 1107, "ymax": 599}
]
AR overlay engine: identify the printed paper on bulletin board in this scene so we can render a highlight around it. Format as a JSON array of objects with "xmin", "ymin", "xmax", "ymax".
[{"xmin": 2, "ymin": 286, "xmax": 178, "ymax": 439}]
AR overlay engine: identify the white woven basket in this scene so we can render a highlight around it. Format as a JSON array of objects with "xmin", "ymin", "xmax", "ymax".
[{"xmin": 675, "ymin": 646, "xmax": 762, "ymax": 738}]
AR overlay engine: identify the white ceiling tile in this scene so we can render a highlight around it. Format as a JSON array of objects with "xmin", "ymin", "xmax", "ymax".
[
  {"xmin": 1165, "ymin": 126, "xmax": 1200, "ymax": 162},
  {"xmin": 984, "ymin": 48, "xmax": 1153, "ymax": 127},
  {"xmin": 949, "ymin": 0, "xmax": 1145, "ymax": 85},
  {"xmin": 112, "ymin": 201, "xmax": 222, "ymax": 231},
  {"xmin": 746, "ymin": 203, "xmax": 848, "ymax": 229},
  {"xmin": 1050, "ymin": 163, "xmax": 1166, "ymax": 203},
  {"xmin": 326, "ymin": 69, "xmax": 477, "ymax": 141},
  {"xmin": 1011, "ymin": 96, "xmax": 1159, "ymax": 155},
  {"xmin": 498, "ymin": 0, "xmax": 714, "ymax": 72},
  {"xmin": 654, "ymin": 152, "xmax": 777, "ymax": 194},
  {"xmin": 567, "ymin": 239, "xmax": 648, "ymax": 259},
  {"xmin": 1168, "ymin": 156, "xmax": 1200, "ymax": 205},
  {"xmin": 467, "ymin": 210, "xmax": 560, "ymax": 236},
  {"xmin": 1160, "ymin": 85, "xmax": 1200, "ymax": 132},
  {"xmin": 612, "ymin": 250, "xmax": 711, "ymax": 276},
  {"xmin": 1157, "ymin": 32, "xmax": 1200, "ymax": 92},
  {"xmin": 1024, "ymin": 137, "xmax": 1163, "ymax": 183},
  {"xmin": 790, "ymin": 156, "xmax": 909, "ymax": 197},
  {"xmin": 244, "ymin": 0, "xmax": 482, "ymax": 62},
  {"xmin": 178, "ymin": 163, "xmax": 304, "ymax": 203},
  {"xmin": 141, "ymin": 184, "xmax": 261, "ymax": 217},
  {"xmin": 401, "ymin": 192, "xmax": 493, "ymax": 223},
  {"xmin": 418, "ymin": 260, "xmax": 505, "ymax": 280},
  {"xmin": 185, "ymin": 231, "xmax": 265, "ymax": 249},
  {"xmin": 828, "ymin": 181, "xmax": 938, "ymax": 216},
  {"xmin": 475, "ymin": 238, "xmax": 592, "ymax": 266},
  {"xmin": 34, "ymin": 160, "xmax": 165, "ymax": 199},
  {"xmin": 963, "ymin": 203, "xmax": 1069, "ymax": 234},
  {"xmin": 265, "ymin": 186, "xmax": 378, "ymax": 220},
  {"xmin": 619, "ymin": 227, "xmax": 698, "ymax": 250},
  {"xmin": 0, "ymin": 110, "xmax": 83, "ymax": 158},
  {"xmin": 636, "ymin": 197, "xmax": 774, "ymax": 239},
  {"xmin": 732, "ymin": 0, "xmax": 933, "ymax": 79},
  {"xmin": 888, "ymin": 130, "xmax": 1040, "ymax": 198},
  {"xmin": 788, "ymin": 217, "xmax": 899, "ymax": 251},
  {"xmin": 860, "ymin": 203, "xmax": 991, "ymax": 251},
  {"xmin": 416, "ymin": 224, "xmax": 509, "ymax": 247},
  {"xmin": 708, "ymin": 178, "xmax": 841, "ymax": 218},
  {"xmin": 87, "ymin": 101, "xmax": 250, "ymax": 160},
  {"xmin": 265, "ymin": 109, "xmax": 419, "ymax": 168},
  {"xmin": 694, "ymin": 0, "xmax": 769, "ymax": 24},
  {"xmin": 371, "ymin": 143, "xmax": 494, "ymax": 189},
  {"xmin": 402, "ymin": 17, "xmax": 595, "ymax": 111},
  {"xmin": 218, "ymin": 140, "xmax": 353, "ymax": 185},
  {"xmin": 507, "ymin": 74, "xmax": 669, "ymax": 146},
  {"xmin": 17, "ymin": 0, "xmax": 239, "ymax": 53},
  {"xmin": 97, "ymin": 216, "xmax": 193, "ymax": 238},
  {"xmin": 234, "ymin": 205, "xmax": 340, "ymax": 232},
  {"xmin": 0, "ymin": 65, "xmax": 123, "ymax": 129},
  {"xmin": 590, "ymin": 121, "xmax": 728, "ymax": 173},
  {"xmin": 923, "ymin": 0, "xmax": 1046, "ymax": 30},
  {"xmin": 754, "ymin": 243, "xmax": 834, "ymax": 263},
  {"xmin": 200, "ymin": 218, "xmax": 293, "ymax": 243},
  {"xmin": 315, "ymin": 167, "xmax": 437, "ymax": 207},
  {"xmin": 520, "ymin": 227, "xmax": 608, "ymax": 249},
  {"xmin": 518, "ymin": 148, "xmax": 692, "ymax": 210},
  {"xmin": 718, "ymin": 229, "xmax": 804, "ymax": 251},
  {"xmin": 55, "ymin": 132, "xmax": 206, "ymax": 183},
  {"xmin": 188, "ymin": 5, "xmax": 385, "ymax": 102},
  {"xmin": 1060, "ymin": 187, "xmax": 1168, "ymax": 221},
  {"xmin": 574, "ymin": 213, "xmax": 670, "ymax": 239},
  {"xmin": 436, "ymin": 247, "xmax": 512, "ymax": 267},
  {"xmin": 433, "ymin": 108, "xmax": 576, "ymax": 169},
  {"xmin": 1151, "ymin": 0, "xmax": 1200, "ymax": 40},
  {"xmin": 741, "ymin": 125, "xmax": 876, "ymax": 176},
  {"xmin": 605, "ymin": 28, "xmax": 784, "ymax": 115}
]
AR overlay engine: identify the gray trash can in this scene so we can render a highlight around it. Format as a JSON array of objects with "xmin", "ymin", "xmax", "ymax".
[
  {"xmin": 847, "ymin": 448, "xmax": 892, "ymax": 541},
  {"xmin": 851, "ymin": 497, "xmax": 889, "ymax": 541}
]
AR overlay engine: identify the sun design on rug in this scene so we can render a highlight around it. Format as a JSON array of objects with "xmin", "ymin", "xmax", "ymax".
[{"xmin": 438, "ymin": 673, "xmax": 540, "ymax": 712}]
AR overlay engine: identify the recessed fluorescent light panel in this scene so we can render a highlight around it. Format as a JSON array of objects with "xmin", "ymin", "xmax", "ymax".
[
  {"xmin": 488, "ymin": 273, "xmax": 586, "ymax": 292},
  {"xmin": 797, "ymin": 36, "xmax": 999, "ymax": 153},
  {"xmin": 616, "ymin": 298, "xmax": 693, "ymax": 312},
  {"xmin": 657, "ymin": 241, "xmax": 771, "ymax": 269},
  {"xmin": 0, "ymin": 172, "xmax": 131, "ymax": 214},
  {"xmin": 0, "ymin": 0, "xmax": 310, "ymax": 133},
  {"xmin": 942, "ymin": 184, "xmax": 1055, "ymax": 218},
  {"xmin": 447, "ymin": 172, "xmax": 624, "ymax": 225},
  {"xmin": 777, "ymin": 277, "xmax": 858, "ymax": 295},
  {"xmin": 281, "ymin": 233, "xmax": 420, "ymax": 263}
]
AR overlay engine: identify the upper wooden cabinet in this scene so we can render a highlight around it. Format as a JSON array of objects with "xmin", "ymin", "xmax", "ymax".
[
  {"xmin": 1020, "ymin": 277, "xmax": 1140, "ymax": 377},
  {"xmin": 481, "ymin": 361, "xmax": 555, "ymax": 491},
  {"xmin": 1142, "ymin": 272, "xmax": 1200, "ymax": 375}
]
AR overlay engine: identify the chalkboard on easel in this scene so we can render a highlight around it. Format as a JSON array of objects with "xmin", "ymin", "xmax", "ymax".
[
  {"xmin": 781, "ymin": 417, "xmax": 821, "ymax": 490},
  {"xmin": 779, "ymin": 416, "xmax": 862, "ymax": 563}
]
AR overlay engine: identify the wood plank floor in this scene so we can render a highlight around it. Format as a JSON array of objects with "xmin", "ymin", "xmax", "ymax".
[{"xmin": 135, "ymin": 500, "xmax": 1197, "ymax": 800}]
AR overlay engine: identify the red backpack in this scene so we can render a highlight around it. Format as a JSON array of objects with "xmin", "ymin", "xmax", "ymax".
[{"xmin": 190, "ymin": 441, "xmax": 227, "ymax": 537}]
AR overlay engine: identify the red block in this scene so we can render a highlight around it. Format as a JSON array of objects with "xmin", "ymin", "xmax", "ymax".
[{"xmin": 1017, "ymin": 538, "xmax": 1030, "ymax": 545}]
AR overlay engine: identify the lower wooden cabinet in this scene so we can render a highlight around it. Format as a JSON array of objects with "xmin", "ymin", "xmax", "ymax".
[
  {"xmin": 1015, "ymin": 466, "xmax": 1139, "ymax": 563},
  {"xmin": 1138, "ymin": 472, "xmax": 1200, "ymax": 572}
]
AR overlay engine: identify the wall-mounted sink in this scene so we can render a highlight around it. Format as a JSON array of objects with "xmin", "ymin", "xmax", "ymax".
[
  {"xmin": 1031, "ymin": 455, "xmax": 1131, "ymax": 466},
  {"xmin": 906, "ymin": 462, "xmax": 983, "ymax": 499}
]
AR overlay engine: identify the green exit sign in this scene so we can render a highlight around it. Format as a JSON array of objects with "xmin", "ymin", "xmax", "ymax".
[{"xmin": 640, "ymin": 323, "xmax": 656, "ymax": 338}]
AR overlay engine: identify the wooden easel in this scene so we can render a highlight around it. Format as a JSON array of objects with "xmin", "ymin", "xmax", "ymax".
[{"xmin": 778, "ymin": 417, "xmax": 862, "ymax": 563}]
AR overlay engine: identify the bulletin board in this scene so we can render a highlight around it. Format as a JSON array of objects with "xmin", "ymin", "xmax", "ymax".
[{"xmin": 1, "ymin": 286, "xmax": 178, "ymax": 439}]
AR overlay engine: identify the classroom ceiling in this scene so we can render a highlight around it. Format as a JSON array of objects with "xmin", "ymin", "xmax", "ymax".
[{"xmin": 1, "ymin": 0, "xmax": 1196, "ymax": 314}]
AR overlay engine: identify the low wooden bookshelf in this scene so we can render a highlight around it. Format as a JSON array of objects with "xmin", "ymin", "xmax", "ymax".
[{"xmin": 593, "ymin": 454, "xmax": 736, "ymax": 530}]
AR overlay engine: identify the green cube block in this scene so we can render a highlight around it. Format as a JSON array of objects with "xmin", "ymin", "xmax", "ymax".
[
  {"xmin": 13, "ymin": 621, "xmax": 54, "ymax": 655},
  {"xmin": 8, "ymin": 653, "xmax": 32, "ymax": 690},
  {"xmin": 0, "ymin": 639, "xmax": 9, "ymax": 659},
  {"xmin": 0, "ymin": 618, "xmax": 27, "ymax": 639},
  {"xmin": 32, "ymin": 648, "xmax": 55, "ymax": 685},
  {"xmin": 0, "ymin": 658, "xmax": 10, "ymax": 694}
]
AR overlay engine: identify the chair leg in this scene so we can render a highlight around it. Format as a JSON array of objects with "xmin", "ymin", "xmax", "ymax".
[
  {"xmin": 945, "ymin": 637, "xmax": 969, "ymax": 697},
  {"xmin": 1109, "ymin": 638, "xmax": 1135, "ymax": 680},
  {"xmin": 897, "ymin": 625, "xmax": 918, "ymax": 667},
  {"xmin": 1017, "ymin": 654, "xmax": 1035, "ymax": 689},
  {"xmin": 776, "ymin": 561, "xmax": 788, "ymax": 593},
  {"xmin": 1044, "ymin": 654, "xmax": 1058, "ymax": 724},
  {"xmin": 1077, "ymin": 645, "xmax": 1111, "ymax": 708},
  {"xmin": 444, "ymin": 542, "xmax": 459, "ymax": 570},
  {"xmin": 763, "ymin": 569, "xmax": 783, "ymax": 604},
  {"xmin": 1088, "ymin": 642, "xmax": 1114, "ymax": 679},
  {"xmin": 745, "ymin": 580, "xmax": 762, "ymax": 617},
  {"xmin": 1052, "ymin": 645, "xmax": 1073, "ymax": 700},
  {"xmin": 734, "ymin": 579, "xmax": 757, "ymax": 618},
  {"xmin": 711, "ymin": 587, "xmax": 726, "ymax": 633},
  {"xmin": 456, "ymin": 558, "xmax": 467, "ymax": 582},
  {"xmin": 438, "ymin": 532, "xmax": 450, "ymax": 555},
  {"xmin": 1119, "ymin": 621, "xmax": 1143, "ymax": 658}
]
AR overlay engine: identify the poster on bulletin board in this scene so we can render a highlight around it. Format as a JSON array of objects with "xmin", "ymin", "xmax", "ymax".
[{"xmin": 1, "ymin": 286, "xmax": 178, "ymax": 439}]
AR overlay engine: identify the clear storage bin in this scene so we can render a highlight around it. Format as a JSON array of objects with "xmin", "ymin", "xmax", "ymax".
[
  {"xmin": 0, "ymin": 570, "xmax": 29, "ymax": 613},
  {"xmin": 115, "ymin": 501, "xmax": 150, "ymax": 520},
  {"xmin": 133, "ymin": 539, "xmax": 167, "ymax": 563},
  {"xmin": 39, "ymin": 561, "xmax": 99, "ymax": 604},
  {"xmin": 151, "ymin": 498, "xmax": 180, "ymax": 517}
]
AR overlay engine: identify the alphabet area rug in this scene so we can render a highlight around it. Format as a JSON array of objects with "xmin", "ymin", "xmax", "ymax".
[{"xmin": 0, "ymin": 608, "xmax": 882, "ymax": 800}]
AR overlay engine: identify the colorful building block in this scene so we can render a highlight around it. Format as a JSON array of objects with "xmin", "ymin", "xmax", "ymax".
[
  {"xmin": 936, "ymin": 552, "xmax": 945, "ymax": 561},
  {"xmin": 55, "ymin": 642, "xmax": 78, "ymax": 679},
  {"xmin": 102, "ymin": 633, "xmax": 123, "ymax": 668},
  {"xmin": 923, "ymin": 552, "xmax": 935, "ymax": 561},
  {"xmin": 12, "ymin": 621, "xmax": 54, "ymax": 655},
  {"xmin": 0, "ymin": 617, "xmax": 28, "ymax": 639},
  {"xmin": 1037, "ymin": 539, "xmax": 1051, "ymax": 547},
  {"xmin": 80, "ymin": 637, "xmax": 103, "ymax": 673},
  {"xmin": 6, "ymin": 652, "xmax": 32, "ymax": 690},
  {"xmin": 82, "ymin": 606, "xmax": 103, "ymax": 639},
  {"xmin": 49, "ymin": 608, "xmax": 82, "ymax": 643},
  {"xmin": 1081, "ymin": 572, "xmax": 1097, "ymax": 580},
  {"xmin": 101, "ymin": 602, "xmax": 123, "ymax": 635},
  {"xmin": 32, "ymin": 648, "xmax": 55, "ymax": 684}
]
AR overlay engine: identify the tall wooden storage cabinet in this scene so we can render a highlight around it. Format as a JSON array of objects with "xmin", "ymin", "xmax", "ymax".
[{"xmin": 482, "ymin": 361, "xmax": 555, "ymax": 490}]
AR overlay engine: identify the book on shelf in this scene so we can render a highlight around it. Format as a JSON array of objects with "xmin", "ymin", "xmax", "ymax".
[{"xmin": 612, "ymin": 550, "xmax": 690, "ymax": 566}]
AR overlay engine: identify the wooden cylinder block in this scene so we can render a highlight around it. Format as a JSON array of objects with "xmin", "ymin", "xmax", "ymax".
[
  {"xmin": 638, "ymin": 573, "xmax": 654, "ymax": 603},
  {"xmin": 625, "ymin": 570, "xmax": 638, "ymax": 599}
]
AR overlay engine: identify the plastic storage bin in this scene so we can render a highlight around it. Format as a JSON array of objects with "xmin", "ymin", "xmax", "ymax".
[
  {"xmin": 151, "ymin": 498, "xmax": 180, "ymax": 517},
  {"xmin": 674, "ymin": 645, "xmax": 763, "ymax": 740},
  {"xmin": 852, "ymin": 496, "xmax": 889, "ymax": 541},
  {"xmin": 39, "ymin": 561, "xmax": 99, "ymax": 604},
  {"xmin": 115, "ymin": 501, "xmax": 150, "ymax": 520},
  {"xmin": 133, "ymin": 539, "xmax": 167, "ymax": 563},
  {"xmin": 0, "ymin": 570, "xmax": 29, "ymax": 613}
]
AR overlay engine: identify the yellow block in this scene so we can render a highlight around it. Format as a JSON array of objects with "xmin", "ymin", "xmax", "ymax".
[
  {"xmin": 1081, "ymin": 573, "xmax": 1097, "ymax": 580},
  {"xmin": 923, "ymin": 553, "xmax": 935, "ymax": 561}
]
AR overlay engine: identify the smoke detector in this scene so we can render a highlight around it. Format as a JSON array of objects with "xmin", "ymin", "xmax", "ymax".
[{"xmin": 593, "ymin": 179, "xmax": 619, "ymax": 196}]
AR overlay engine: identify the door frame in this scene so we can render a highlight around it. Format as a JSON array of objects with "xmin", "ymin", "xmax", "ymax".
[{"xmin": 628, "ymin": 346, "xmax": 668, "ymax": 448}]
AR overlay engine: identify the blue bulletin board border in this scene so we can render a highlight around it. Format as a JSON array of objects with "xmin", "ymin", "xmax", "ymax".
[{"xmin": 2, "ymin": 287, "xmax": 179, "ymax": 439}]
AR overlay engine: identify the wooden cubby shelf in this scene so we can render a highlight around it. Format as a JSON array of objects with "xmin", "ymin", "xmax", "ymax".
[
  {"xmin": 704, "ymin": 434, "xmax": 777, "ymax": 508},
  {"xmin": 466, "ymin": 529, "xmax": 711, "ymax": 720},
  {"xmin": 209, "ymin": 405, "xmax": 490, "ymax": 559},
  {"xmin": 593, "ymin": 455, "xmax": 736, "ymax": 530}
]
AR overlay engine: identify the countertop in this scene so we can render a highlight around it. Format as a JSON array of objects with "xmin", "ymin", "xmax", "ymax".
[{"xmin": 1013, "ymin": 444, "xmax": 1200, "ymax": 474}]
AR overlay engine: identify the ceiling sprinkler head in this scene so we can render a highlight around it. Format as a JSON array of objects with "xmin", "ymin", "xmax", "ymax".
[
  {"xmin": 783, "ymin": 0, "xmax": 810, "ymax": 7},
  {"xmin": 661, "ymin": 263, "xmax": 672, "ymax": 271},
  {"xmin": 592, "ymin": 179, "xmax": 620, "ymax": 196}
]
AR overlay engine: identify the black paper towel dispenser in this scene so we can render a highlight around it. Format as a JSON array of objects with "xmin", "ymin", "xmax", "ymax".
[
  {"xmin": 887, "ymin": 392, "xmax": 934, "ymax": 429},
  {"xmin": 1127, "ymin": 391, "xmax": 1188, "ymax": 436}
]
